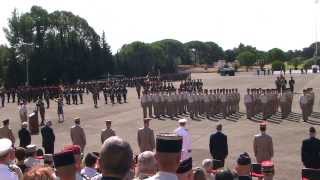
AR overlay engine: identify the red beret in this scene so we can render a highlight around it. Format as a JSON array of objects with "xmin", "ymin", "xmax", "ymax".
[{"xmin": 63, "ymin": 145, "xmax": 81, "ymax": 155}]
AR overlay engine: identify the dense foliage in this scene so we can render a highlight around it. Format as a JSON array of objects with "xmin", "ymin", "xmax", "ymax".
[{"xmin": 1, "ymin": 6, "xmax": 320, "ymax": 87}]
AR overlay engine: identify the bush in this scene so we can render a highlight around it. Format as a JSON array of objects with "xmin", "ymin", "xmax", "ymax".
[{"xmin": 271, "ymin": 61, "xmax": 285, "ymax": 71}]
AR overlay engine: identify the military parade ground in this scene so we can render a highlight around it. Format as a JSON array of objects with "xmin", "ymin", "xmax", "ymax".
[{"xmin": 0, "ymin": 72, "xmax": 319, "ymax": 179}]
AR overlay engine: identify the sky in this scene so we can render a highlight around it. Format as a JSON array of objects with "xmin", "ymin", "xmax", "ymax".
[{"xmin": 0, "ymin": 0, "xmax": 320, "ymax": 53}]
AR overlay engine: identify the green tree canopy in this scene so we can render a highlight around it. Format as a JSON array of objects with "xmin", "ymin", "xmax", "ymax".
[
  {"xmin": 267, "ymin": 48, "xmax": 287, "ymax": 62},
  {"xmin": 237, "ymin": 51, "xmax": 256, "ymax": 71}
]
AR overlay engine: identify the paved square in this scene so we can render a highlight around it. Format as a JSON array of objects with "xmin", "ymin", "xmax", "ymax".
[{"xmin": 1, "ymin": 72, "xmax": 320, "ymax": 179}]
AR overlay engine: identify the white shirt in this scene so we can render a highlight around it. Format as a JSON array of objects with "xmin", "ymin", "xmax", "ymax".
[
  {"xmin": 19, "ymin": 105, "xmax": 27, "ymax": 116},
  {"xmin": 146, "ymin": 171, "xmax": 178, "ymax": 180},
  {"xmin": 81, "ymin": 167, "xmax": 99, "ymax": 178},
  {"xmin": 0, "ymin": 164, "xmax": 18, "ymax": 180},
  {"xmin": 174, "ymin": 126, "xmax": 191, "ymax": 161}
]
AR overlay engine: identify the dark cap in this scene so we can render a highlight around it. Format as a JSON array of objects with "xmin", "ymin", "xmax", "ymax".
[
  {"xmin": 237, "ymin": 152, "xmax": 251, "ymax": 165},
  {"xmin": 177, "ymin": 157, "xmax": 193, "ymax": 174},
  {"xmin": 309, "ymin": 127, "xmax": 316, "ymax": 133},
  {"xmin": 53, "ymin": 150, "xmax": 75, "ymax": 167},
  {"xmin": 156, "ymin": 133, "xmax": 182, "ymax": 153}
]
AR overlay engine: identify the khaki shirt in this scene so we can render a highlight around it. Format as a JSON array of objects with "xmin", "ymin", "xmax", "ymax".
[
  {"xmin": 253, "ymin": 133, "xmax": 274, "ymax": 163},
  {"xmin": 0, "ymin": 126, "xmax": 15, "ymax": 144},
  {"xmin": 70, "ymin": 125, "xmax": 86, "ymax": 151},
  {"xmin": 100, "ymin": 128, "xmax": 116, "ymax": 144},
  {"xmin": 137, "ymin": 127, "xmax": 155, "ymax": 152}
]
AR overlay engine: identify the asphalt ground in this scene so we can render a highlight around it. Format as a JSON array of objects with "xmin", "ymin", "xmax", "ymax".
[{"xmin": 1, "ymin": 72, "xmax": 320, "ymax": 180}]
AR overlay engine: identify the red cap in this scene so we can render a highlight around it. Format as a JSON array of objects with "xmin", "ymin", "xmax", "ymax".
[{"xmin": 63, "ymin": 145, "xmax": 81, "ymax": 155}]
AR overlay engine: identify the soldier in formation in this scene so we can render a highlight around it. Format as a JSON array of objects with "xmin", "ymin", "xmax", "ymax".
[
  {"xmin": 244, "ymin": 88, "xmax": 293, "ymax": 120},
  {"xmin": 141, "ymin": 82, "xmax": 240, "ymax": 120},
  {"xmin": 300, "ymin": 88, "xmax": 315, "ymax": 122}
]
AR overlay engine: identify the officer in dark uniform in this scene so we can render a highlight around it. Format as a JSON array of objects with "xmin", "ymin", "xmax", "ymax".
[
  {"xmin": 41, "ymin": 120, "xmax": 55, "ymax": 154},
  {"xmin": 44, "ymin": 89, "xmax": 50, "ymax": 109},
  {"xmin": 79, "ymin": 87, "xmax": 83, "ymax": 104},
  {"xmin": 0, "ymin": 89, "xmax": 5, "ymax": 107}
]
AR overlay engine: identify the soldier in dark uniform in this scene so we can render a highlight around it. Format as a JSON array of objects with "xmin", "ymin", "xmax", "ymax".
[
  {"xmin": 6, "ymin": 89, "xmax": 10, "ymax": 103},
  {"xmin": 116, "ymin": 87, "xmax": 122, "ymax": 104},
  {"xmin": 0, "ymin": 89, "xmax": 5, "ymax": 107},
  {"xmin": 289, "ymin": 77, "xmax": 295, "ymax": 93},
  {"xmin": 11, "ymin": 89, "xmax": 16, "ymax": 103},
  {"xmin": 136, "ymin": 83, "xmax": 141, "ymax": 99},
  {"xmin": 110, "ymin": 88, "xmax": 115, "ymax": 105},
  {"xmin": 36, "ymin": 98, "xmax": 46, "ymax": 126},
  {"xmin": 103, "ymin": 87, "xmax": 109, "ymax": 104},
  {"xmin": 122, "ymin": 86, "xmax": 127, "ymax": 103},
  {"xmin": 92, "ymin": 88, "xmax": 98, "ymax": 108},
  {"xmin": 44, "ymin": 89, "xmax": 50, "ymax": 109},
  {"xmin": 79, "ymin": 87, "xmax": 83, "ymax": 104}
]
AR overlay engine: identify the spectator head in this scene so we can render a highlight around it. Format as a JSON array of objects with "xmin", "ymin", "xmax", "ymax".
[
  {"xmin": 177, "ymin": 158, "xmax": 193, "ymax": 180},
  {"xmin": 15, "ymin": 147, "xmax": 26, "ymax": 162},
  {"xmin": 192, "ymin": 167, "xmax": 207, "ymax": 180},
  {"xmin": 105, "ymin": 120, "xmax": 112, "ymax": 129},
  {"xmin": 99, "ymin": 136, "xmax": 133, "ymax": 179},
  {"xmin": 0, "ymin": 138, "xmax": 14, "ymax": 164},
  {"xmin": 26, "ymin": 145, "xmax": 37, "ymax": 158},
  {"xmin": 37, "ymin": 148, "xmax": 44, "ymax": 157},
  {"xmin": 63, "ymin": 145, "xmax": 81, "ymax": 171},
  {"xmin": 178, "ymin": 119, "xmax": 187, "ymax": 127},
  {"xmin": 201, "ymin": 159, "xmax": 213, "ymax": 172},
  {"xmin": 235, "ymin": 152, "xmax": 251, "ymax": 176},
  {"xmin": 143, "ymin": 118, "xmax": 151, "ymax": 128},
  {"xmin": 53, "ymin": 150, "xmax": 76, "ymax": 180},
  {"xmin": 155, "ymin": 133, "xmax": 182, "ymax": 173},
  {"xmin": 259, "ymin": 122, "xmax": 267, "ymax": 132},
  {"xmin": 74, "ymin": 118, "xmax": 80, "ymax": 125},
  {"xmin": 44, "ymin": 154, "xmax": 53, "ymax": 167},
  {"xmin": 215, "ymin": 169, "xmax": 234, "ymax": 180},
  {"xmin": 2, "ymin": 119, "xmax": 9, "ymax": 126},
  {"xmin": 46, "ymin": 120, "xmax": 52, "ymax": 127},
  {"xmin": 22, "ymin": 122, "xmax": 28, "ymax": 129},
  {"xmin": 309, "ymin": 127, "xmax": 316, "ymax": 137},
  {"xmin": 83, "ymin": 152, "xmax": 98, "ymax": 168},
  {"xmin": 216, "ymin": 124, "xmax": 222, "ymax": 132},
  {"xmin": 24, "ymin": 165, "xmax": 56, "ymax": 180},
  {"xmin": 137, "ymin": 151, "xmax": 157, "ymax": 175}
]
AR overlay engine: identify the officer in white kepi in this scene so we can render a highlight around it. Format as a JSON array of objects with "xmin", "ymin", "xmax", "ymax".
[
  {"xmin": 0, "ymin": 138, "xmax": 18, "ymax": 180},
  {"xmin": 174, "ymin": 118, "xmax": 192, "ymax": 162}
]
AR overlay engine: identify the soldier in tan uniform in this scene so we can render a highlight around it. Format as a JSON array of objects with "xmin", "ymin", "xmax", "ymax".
[
  {"xmin": 137, "ymin": 118, "xmax": 155, "ymax": 152},
  {"xmin": 141, "ymin": 91, "xmax": 148, "ymax": 118},
  {"xmin": 0, "ymin": 119, "xmax": 15, "ymax": 145},
  {"xmin": 244, "ymin": 89, "xmax": 254, "ymax": 119},
  {"xmin": 300, "ymin": 89, "xmax": 309, "ymax": 122},
  {"xmin": 100, "ymin": 120, "xmax": 116, "ymax": 144},
  {"xmin": 70, "ymin": 118, "xmax": 87, "ymax": 152},
  {"xmin": 253, "ymin": 122, "xmax": 274, "ymax": 180}
]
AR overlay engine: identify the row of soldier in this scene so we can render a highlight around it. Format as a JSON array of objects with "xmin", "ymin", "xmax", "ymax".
[
  {"xmin": 244, "ymin": 88, "xmax": 294, "ymax": 120},
  {"xmin": 141, "ymin": 88, "xmax": 240, "ymax": 120}
]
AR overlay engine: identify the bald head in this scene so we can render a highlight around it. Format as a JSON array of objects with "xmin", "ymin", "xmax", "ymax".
[{"xmin": 99, "ymin": 136, "xmax": 133, "ymax": 178}]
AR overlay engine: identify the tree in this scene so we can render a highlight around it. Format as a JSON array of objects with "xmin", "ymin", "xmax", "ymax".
[
  {"xmin": 237, "ymin": 51, "xmax": 256, "ymax": 71},
  {"xmin": 288, "ymin": 57, "xmax": 304, "ymax": 70},
  {"xmin": 3, "ymin": 6, "xmax": 113, "ymax": 86},
  {"xmin": 271, "ymin": 60, "xmax": 285, "ymax": 71},
  {"xmin": 224, "ymin": 49, "xmax": 236, "ymax": 62},
  {"xmin": 267, "ymin": 48, "xmax": 287, "ymax": 62}
]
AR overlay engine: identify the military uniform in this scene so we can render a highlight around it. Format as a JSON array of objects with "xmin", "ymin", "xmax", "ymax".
[
  {"xmin": 137, "ymin": 119, "xmax": 155, "ymax": 152},
  {"xmin": 0, "ymin": 120, "xmax": 15, "ymax": 145},
  {"xmin": 100, "ymin": 121, "xmax": 116, "ymax": 144},
  {"xmin": 70, "ymin": 119, "xmax": 87, "ymax": 152},
  {"xmin": 0, "ymin": 139, "xmax": 18, "ymax": 180}
]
